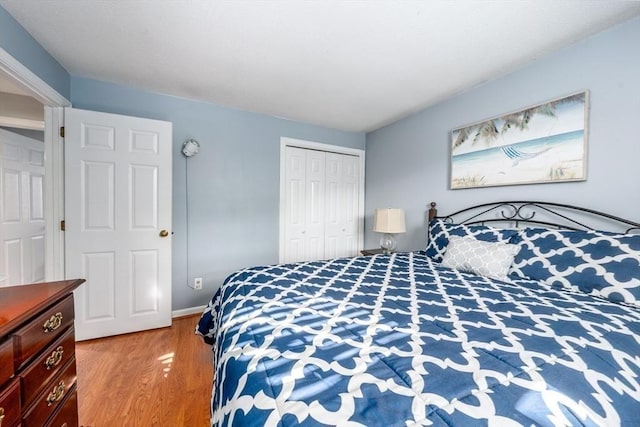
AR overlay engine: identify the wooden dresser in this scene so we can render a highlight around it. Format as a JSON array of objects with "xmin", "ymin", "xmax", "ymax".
[{"xmin": 0, "ymin": 279, "xmax": 85, "ymax": 427}]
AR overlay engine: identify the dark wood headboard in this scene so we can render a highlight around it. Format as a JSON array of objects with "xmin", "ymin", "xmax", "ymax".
[{"xmin": 428, "ymin": 201, "xmax": 640, "ymax": 234}]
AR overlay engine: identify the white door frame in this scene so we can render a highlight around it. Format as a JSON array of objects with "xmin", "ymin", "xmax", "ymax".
[
  {"xmin": 0, "ymin": 47, "xmax": 71, "ymax": 281},
  {"xmin": 279, "ymin": 137, "xmax": 365, "ymax": 263}
]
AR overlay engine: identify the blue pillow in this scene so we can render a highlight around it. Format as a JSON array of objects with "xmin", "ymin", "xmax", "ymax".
[
  {"xmin": 426, "ymin": 219, "xmax": 518, "ymax": 263},
  {"xmin": 509, "ymin": 228, "xmax": 640, "ymax": 307}
]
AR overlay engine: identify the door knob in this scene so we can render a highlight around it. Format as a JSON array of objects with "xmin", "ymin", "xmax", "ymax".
[{"xmin": 159, "ymin": 229, "xmax": 169, "ymax": 237}]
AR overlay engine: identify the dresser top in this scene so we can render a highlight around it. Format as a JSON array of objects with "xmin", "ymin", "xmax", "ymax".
[{"xmin": 0, "ymin": 279, "xmax": 85, "ymax": 336}]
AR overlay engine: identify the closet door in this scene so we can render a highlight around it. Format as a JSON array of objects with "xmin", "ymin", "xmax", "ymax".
[
  {"xmin": 304, "ymin": 149, "xmax": 326, "ymax": 261},
  {"xmin": 280, "ymin": 147, "xmax": 307, "ymax": 262},
  {"xmin": 283, "ymin": 146, "xmax": 309, "ymax": 263},
  {"xmin": 283, "ymin": 146, "xmax": 360, "ymax": 263},
  {"xmin": 283, "ymin": 146, "xmax": 326, "ymax": 263},
  {"xmin": 325, "ymin": 152, "xmax": 360, "ymax": 259}
]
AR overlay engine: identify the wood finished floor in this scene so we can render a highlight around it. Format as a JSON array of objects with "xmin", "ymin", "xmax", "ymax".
[{"xmin": 75, "ymin": 315, "xmax": 212, "ymax": 426}]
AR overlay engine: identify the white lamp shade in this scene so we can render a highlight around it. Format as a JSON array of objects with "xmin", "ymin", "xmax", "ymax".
[{"xmin": 373, "ymin": 208, "xmax": 406, "ymax": 233}]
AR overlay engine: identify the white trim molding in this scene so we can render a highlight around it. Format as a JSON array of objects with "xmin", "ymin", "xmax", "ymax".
[
  {"xmin": 172, "ymin": 305, "xmax": 206, "ymax": 318},
  {"xmin": 43, "ymin": 106, "xmax": 66, "ymax": 280},
  {"xmin": 0, "ymin": 47, "xmax": 71, "ymax": 107}
]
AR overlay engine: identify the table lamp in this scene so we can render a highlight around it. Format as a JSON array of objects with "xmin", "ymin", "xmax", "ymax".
[{"xmin": 373, "ymin": 208, "xmax": 406, "ymax": 254}]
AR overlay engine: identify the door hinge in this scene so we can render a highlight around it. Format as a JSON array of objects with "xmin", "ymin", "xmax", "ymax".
[
  {"xmin": 60, "ymin": 220, "xmax": 65, "ymax": 231},
  {"xmin": 59, "ymin": 126, "xmax": 65, "ymax": 138}
]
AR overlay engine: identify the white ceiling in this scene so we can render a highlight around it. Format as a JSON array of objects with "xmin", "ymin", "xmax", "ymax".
[{"xmin": 1, "ymin": 1, "xmax": 638, "ymax": 132}]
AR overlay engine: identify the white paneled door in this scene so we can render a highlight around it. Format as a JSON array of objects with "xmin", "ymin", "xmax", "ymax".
[
  {"xmin": 304, "ymin": 149, "xmax": 326, "ymax": 261},
  {"xmin": 325, "ymin": 152, "xmax": 360, "ymax": 259},
  {"xmin": 283, "ymin": 146, "xmax": 360, "ymax": 263},
  {"xmin": 65, "ymin": 108, "xmax": 172, "ymax": 340},
  {"xmin": 0, "ymin": 129, "xmax": 45, "ymax": 286}
]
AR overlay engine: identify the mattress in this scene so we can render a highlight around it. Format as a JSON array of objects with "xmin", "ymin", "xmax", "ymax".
[{"xmin": 197, "ymin": 252, "xmax": 640, "ymax": 426}]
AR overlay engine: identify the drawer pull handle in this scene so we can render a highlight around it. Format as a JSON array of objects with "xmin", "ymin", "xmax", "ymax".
[
  {"xmin": 43, "ymin": 312, "xmax": 63, "ymax": 333},
  {"xmin": 0, "ymin": 407, "xmax": 4, "ymax": 427},
  {"xmin": 45, "ymin": 346, "xmax": 65, "ymax": 370},
  {"xmin": 46, "ymin": 380, "xmax": 66, "ymax": 406}
]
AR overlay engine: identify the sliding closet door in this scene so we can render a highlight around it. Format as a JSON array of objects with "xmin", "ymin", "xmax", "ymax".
[{"xmin": 282, "ymin": 146, "xmax": 360, "ymax": 264}]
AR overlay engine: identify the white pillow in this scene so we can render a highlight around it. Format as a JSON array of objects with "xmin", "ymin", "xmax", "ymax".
[{"xmin": 441, "ymin": 235, "xmax": 519, "ymax": 281}]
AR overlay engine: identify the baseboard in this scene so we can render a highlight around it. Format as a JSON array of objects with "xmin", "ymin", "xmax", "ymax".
[{"xmin": 172, "ymin": 305, "xmax": 206, "ymax": 318}]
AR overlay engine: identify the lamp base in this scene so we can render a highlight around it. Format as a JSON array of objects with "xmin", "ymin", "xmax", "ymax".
[{"xmin": 379, "ymin": 233, "xmax": 397, "ymax": 254}]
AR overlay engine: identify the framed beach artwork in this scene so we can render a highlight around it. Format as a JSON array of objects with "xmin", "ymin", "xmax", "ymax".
[{"xmin": 450, "ymin": 91, "xmax": 589, "ymax": 189}]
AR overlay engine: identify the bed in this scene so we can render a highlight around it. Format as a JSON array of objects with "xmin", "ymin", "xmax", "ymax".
[{"xmin": 197, "ymin": 201, "xmax": 640, "ymax": 426}]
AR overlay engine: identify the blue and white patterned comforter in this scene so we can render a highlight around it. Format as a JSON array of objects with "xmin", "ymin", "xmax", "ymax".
[{"xmin": 197, "ymin": 252, "xmax": 640, "ymax": 426}]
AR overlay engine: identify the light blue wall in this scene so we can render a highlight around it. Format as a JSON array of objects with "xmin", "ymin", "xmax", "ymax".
[
  {"xmin": 71, "ymin": 77, "xmax": 365, "ymax": 310},
  {"xmin": 0, "ymin": 6, "xmax": 70, "ymax": 99},
  {"xmin": 364, "ymin": 17, "xmax": 640, "ymax": 252},
  {"xmin": 6, "ymin": 1, "xmax": 637, "ymax": 308}
]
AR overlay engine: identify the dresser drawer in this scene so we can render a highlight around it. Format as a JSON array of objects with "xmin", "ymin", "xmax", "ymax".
[
  {"xmin": 20, "ymin": 327, "xmax": 75, "ymax": 409},
  {"xmin": 13, "ymin": 295, "xmax": 75, "ymax": 369},
  {"xmin": 22, "ymin": 357, "xmax": 76, "ymax": 427},
  {"xmin": 1, "ymin": 281, "xmax": 84, "ymax": 427},
  {"xmin": 44, "ymin": 386, "xmax": 77, "ymax": 427},
  {"xmin": 0, "ymin": 378, "xmax": 21, "ymax": 427},
  {"xmin": 0, "ymin": 338, "xmax": 14, "ymax": 387}
]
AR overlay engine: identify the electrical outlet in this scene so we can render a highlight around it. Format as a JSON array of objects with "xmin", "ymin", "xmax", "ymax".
[{"xmin": 194, "ymin": 277, "xmax": 203, "ymax": 290}]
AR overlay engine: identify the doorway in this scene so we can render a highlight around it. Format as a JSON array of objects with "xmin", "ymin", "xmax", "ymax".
[
  {"xmin": 0, "ymin": 47, "xmax": 70, "ymax": 284},
  {"xmin": 0, "ymin": 51, "xmax": 174, "ymax": 340}
]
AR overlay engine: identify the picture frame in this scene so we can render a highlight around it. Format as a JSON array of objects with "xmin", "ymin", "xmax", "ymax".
[{"xmin": 450, "ymin": 91, "xmax": 589, "ymax": 189}]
